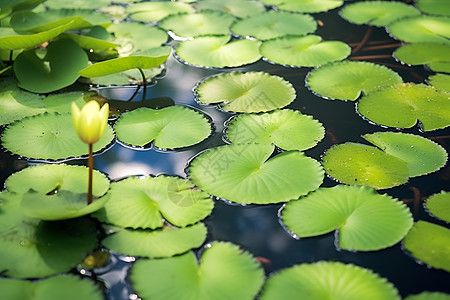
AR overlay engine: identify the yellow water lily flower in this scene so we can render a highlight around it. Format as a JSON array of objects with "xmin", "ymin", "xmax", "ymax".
[{"xmin": 72, "ymin": 100, "xmax": 109, "ymax": 144}]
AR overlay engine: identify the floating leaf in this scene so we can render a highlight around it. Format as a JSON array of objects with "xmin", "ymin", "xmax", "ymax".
[
  {"xmin": 88, "ymin": 67, "xmax": 164, "ymax": 86},
  {"xmin": 259, "ymin": 0, "xmax": 344, "ymax": 13},
  {"xmin": 388, "ymin": 15, "xmax": 450, "ymax": 45},
  {"xmin": 0, "ymin": 88, "xmax": 46, "ymax": 125},
  {"xmin": 260, "ymin": 35, "xmax": 351, "ymax": 67},
  {"xmin": 230, "ymin": 11, "xmax": 317, "ymax": 40},
  {"xmin": 194, "ymin": 71, "xmax": 295, "ymax": 113},
  {"xmin": 102, "ymin": 222, "xmax": 207, "ymax": 258},
  {"xmin": 127, "ymin": 1, "xmax": 194, "ymax": 23},
  {"xmin": 194, "ymin": 0, "xmax": 265, "ymax": 18},
  {"xmin": 175, "ymin": 35, "xmax": 262, "ymax": 68},
  {"xmin": 14, "ymin": 39, "xmax": 89, "ymax": 93},
  {"xmin": 394, "ymin": 43, "xmax": 450, "ymax": 73},
  {"xmin": 415, "ymin": 0, "xmax": 450, "ymax": 17},
  {"xmin": 405, "ymin": 292, "xmax": 450, "ymax": 300},
  {"xmin": 306, "ymin": 60, "xmax": 403, "ymax": 101},
  {"xmin": 259, "ymin": 261, "xmax": 400, "ymax": 300},
  {"xmin": 1, "ymin": 112, "xmax": 114, "ymax": 161},
  {"xmin": 403, "ymin": 221, "xmax": 450, "ymax": 272},
  {"xmin": 425, "ymin": 191, "xmax": 450, "ymax": 223},
  {"xmin": 226, "ymin": 109, "xmax": 324, "ymax": 151},
  {"xmin": 357, "ymin": 83, "xmax": 450, "ymax": 131},
  {"xmin": 159, "ymin": 11, "xmax": 236, "ymax": 39},
  {"xmin": 42, "ymin": 91, "xmax": 91, "ymax": 114},
  {"xmin": 428, "ymin": 73, "xmax": 450, "ymax": 91},
  {"xmin": 340, "ymin": 1, "xmax": 420, "ymax": 27},
  {"xmin": 94, "ymin": 175, "xmax": 214, "ymax": 229},
  {"xmin": 114, "ymin": 105, "xmax": 212, "ymax": 149},
  {"xmin": 281, "ymin": 185, "xmax": 413, "ymax": 251},
  {"xmin": 189, "ymin": 143, "xmax": 324, "ymax": 204},
  {"xmin": 130, "ymin": 241, "xmax": 265, "ymax": 300},
  {"xmin": 44, "ymin": 0, "xmax": 112, "ymax": 9}
]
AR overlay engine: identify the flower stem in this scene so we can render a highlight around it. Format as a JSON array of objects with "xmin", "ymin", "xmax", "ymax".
[{"xmin": 88, "ymin": 143, "xmax": 93, "ymax": 205}]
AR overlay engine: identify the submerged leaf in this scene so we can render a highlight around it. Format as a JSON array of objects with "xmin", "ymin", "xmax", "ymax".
[{"xmin": 425, "ymin": 191, "xmax": 450, "ymax": 223}]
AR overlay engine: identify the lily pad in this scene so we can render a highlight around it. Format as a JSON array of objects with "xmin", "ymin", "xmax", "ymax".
[
  {"xmin": 1, "ymin": 112, "xmax": 114, "ymax": 161},
  {"xmin": 357, "ymin": 83, "xmax": 450, "ymax": 131},
  {"xmin": 259, "ymin": 261, "xmax": 400, "ymax": 300},
  {"xmin": 159, "ymin": 11, "xmax": 236, "ymax": 39},
  {"xmin": 94, "ymin": 175, "xmax": 214, "ymax": 229},
  {"xmin": 194, "ymin": 0, "xmax": 265, "ymax": 18},
  {"xmin": 44, "ymin": 0, "xmax": 112, "ymax": 9},
  {"xmin": 405, "ymin": 292, "xmax": 450, "ymax": 300},
  {"xmin": 306, "ymin": 60, "xmax": 403, "ymax": 101},
  {"xmin": 230, "ymin": 11, "xmax": 317, "ymax": 40},
  {"xmin": 130, "ymin": 241, "xmax": 264, "ymax": 300},
  {"xmin": 428, "ymin": 73, "xmax": 450, "ymax": 91},
  {"xmin": 42, "ymin": 91, "xmax": 91, "ymax": 114},
  {"xmin": 0, "ymin": 88, "xmax": 46, "ymax": 125},
  {"xmin": 102, "ymin": 222, "xmax": 207, "ymax": 258},
  {"xmin": 225, "ymin": 109, "xmax": 325, "ymax": 151},
  {"xmin": 415, "ymin": 0, "xmax": 450, "ymax": 17},
  {"xmin": 175, "ymin": 35, "xmax": 262, "ymax": 68},
  {"xmin": 340, "ymin": 1, "xmax": 420, "ymax": 27},
  {"xmin": 88, "ymin": 67, "xmax": 164, "ymax": 86},
  {"xmin": 127, "ymin": 1, "xmax": 194, "ymax": 23},
  {"xmin": 403, "ymin": 221, "xmax": 450, "ymax": 272},
  {"xmin": 114, "ymin": 105, "xmax": 212, "ymax": 149},
  {"xmin": 394, "ymin": 43, "xmax": 450, "ymax": 73},
  {"xmin": 260, "ymin": 35, "xmax": 351, "ymax": 67},
  {"xmin": 281, "ymin": 185, "xmax": 413, "ymax": 251},
  {"xmin": 259, "ymin": 0, "xmax": 344, "ymax": 13},
  {"xmin": 425, "ymin": 191, "xmax": 450, "ymax": 223},
  {"xmin": 387, "ymin": 15, "xmax": 450, "ymax": 45},
  {"xmin": 188, "ymin": 143, "xmax": 324, "ymax": 204}
]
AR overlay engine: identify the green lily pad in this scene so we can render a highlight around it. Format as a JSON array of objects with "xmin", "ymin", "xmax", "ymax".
[
  {"xmin": 188, "ymin": 143, "xmax": 324, "ymax": 204},
  {"xmin": 306, "ymin": 60, "xmax": 403, "ymax": 101},
  {"xmin": 1, "ymin": 112, "xmax": 114, "ymax": 161},
  {"xmin": 114, "ymin": 105, "xmax": 212, "ymax": 149},
  {"xmin": 403, "ymin": 221, "xmax": 450, "ymax": 272},
  {"xmin": 230, "ymin": 11, "xmax": 317, "ymax": 40},
  {"xmin": 226, "ymin": 109, "xmax": 325, "ymax": 151},
  {"xmin": 44, "ymin": 0, "xmax": 112, "ymax": 9},
  {"xmin": 127, "ymin": 1, "xmax": 194, "ymax": 23},
  {"xmin": 88, "ymin": 67, "xmax": 164, "ymax": 86},
  {"xmin": 428, "ymin": 73, "xmax": 450, "ymax": 91},
  {"xmin": 259, "ymin": 261, "xmax": 400, "ymax": 300},
  {"xmin": 159, "ymin": 11, "xmax": 236, "ymax": 39},
  {"xmin": 340, "ymin": 1, "xmax": 420, "ymax": 27},
  {"xmin": 281, "ymin": 185, "xmax": 413, "ymax": 251},
  {"xmin": 102, "ymin": 222, "xmax": 207, "ymax": 258},
  {"xmin": 0, "ymin": 88, "xmax": 46, "ymax": 125},
  {"xmin": 61, "ymin": 29, "xmax": 117, "ymax": 52},
  {"xmin": 42, "ymin": 91, "xmax": 91, "ymax": 114},
  {"xmin": 388, "ymin": 15, "xmax": 450, "ymax": 45},
  {"xmin": 175, "ymin": 35, "xmax": 262, "ymax": 68},
  {"xmin": 130, "ymin": 241, "xmax": 265, "ymax": 300},
  {"xmin": 94, "ymin": 175, "xmax": 214, "ymax": 229},
  {"xmin": 14, "ymin": 39, "xmax": 89, "ymax": 93},
  {"xmin": 194, "ymin": 0, "xmax": 265, "ymax": 18},
  {"xmin": 0, "ymin": 191, "xmax": 97, "ymax": 278},
  {"xmin": 194, "ymin": 71, "xmax": 295, "ymax": 113},
  {"xmin": 405, "ymin": 292, "xmax": 450, "ymax": 300},
  {"xmin": 394, "ymin": 43, "xmax": 450, "ymax": 73},
  {"xmin": 425, "ymin": 191, "xmax": 450, "ymax": 223},
  {"xmin": 415, "ymin": 0, "xmax": 450, "ymax": 17},
  {"xmin": 0, "ymin": 274, "xmax": 103, "ymax": 300},
  {"xmin": 260, "ymin": 35, "xmax": 351, "ymax": 67},
  {"xmin": 357, "ymin": 83, "xmax": 450, "ymax": 131},
  {"xmin": 259, "ymin": 0, "xmax": 344, "ymax": 13}
]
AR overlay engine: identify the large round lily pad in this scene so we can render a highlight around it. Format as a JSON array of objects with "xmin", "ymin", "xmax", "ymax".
[
  {"xmin": 194, "ymin": 71, "xmax": 296, "ymax": 113},
  {"xmin": 0, "ymin": 88, "xmax": 46, "ymax": 125},
  {"xmin": 188, "ymin": 143, "xmax": 324, "ymax": 204},
  {"xmin": 281, "ymin": 185, "xmax": 413, "ymax": 251},
  {"xmin": 130, "ymin": 241, "xmax": 265, "ymax": 300},
  {"xmin": 425, "ymin": 191, "xmax": 450, "ymax": 223},
  {"xmin": 394, "ymin": 43, "xmax": 450, "ymax": 73},
  {"xmin": 259, "ymin": 0, "xmax": 344, "ymax": 13}
]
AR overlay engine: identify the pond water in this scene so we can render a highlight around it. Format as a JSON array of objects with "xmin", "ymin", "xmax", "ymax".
[{"xmin": 1, "ymin": 3, "xmax": 449, "ymax": 300}]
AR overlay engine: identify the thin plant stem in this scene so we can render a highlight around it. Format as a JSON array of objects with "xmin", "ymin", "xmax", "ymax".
[
  {"xmin": 138, "ymin": 68, "xmax": 147, "ymax": 101},
  {"xmin": 352, "ymin": 27, "xmax": 372, "ymax": 54},
  {"xmin": 88, "ymin": 143, "xmax": 93, "ymax": 205}
]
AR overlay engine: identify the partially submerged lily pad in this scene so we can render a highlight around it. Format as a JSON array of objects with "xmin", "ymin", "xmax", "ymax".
[
  {"xmin": 127, "ymin": 1, "xmax": 194, "ymax": 23},
  {"xmin": 403, "ymin": 221, "xmax": 450, "ymax": 272},
  {"xmin": 425, "ymin": 191, "xmax": 450, "ymax": 223},
  {"xmin": 225, "ymin": 109, "xmax": 325, "ymax": 151},
  {"xmin": 259, "ymin": 261, "xmax": 400, "ymax": 300},
  {"xmin": 188, "ymin": 143, "xmax": 324, "ymax": 204},
  {"xmin": 259, "ymin": 0, "xmax": 344, "ymax": 13},
  {"xmin": 194, "ymin": 0, "xmax": 265, "ymax": 18},
  {"xmin": 114, "ymin": 105, "xmax": 212, "ymax": 149},
  {"xmin": 260, "ymin": 35, "xmax": 351, "ymax": 67},
  {"xmin": 306, "ymin": 60, "xmax": 403, "ymax": 101},
  {"xmin": 130, "ymin": 241, "xmax": 265, "ymax": 300},
  {"xmin": 194, "ymin": 71, "xmax": 296, "ymax": 113},
  {"xmin": 357, "ymin": 83, "xmax": 450, "ymax": 131},
  {"xmin": 393, "ymin": 43, "xmax": 450, "ymax": 73},
  {"xmin": 281, "ymin": 185, "xmax": 413, "ymax": 251}
]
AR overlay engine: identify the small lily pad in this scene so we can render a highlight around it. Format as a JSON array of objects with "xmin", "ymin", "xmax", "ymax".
[
  {"xmin": 260, "ymin": 35, "xmax": 351, "ymax": 67},
  {"xmin": 259, "ymin": 0, "xmax": 344, "ymax": 13},
  {"xmin": 225, "ymin": 109, "xmax": 325, "ymax": 151},
  {"xmin": 425, "ymin": 191, "xmax": 450, "ymax": 223},
  {"xmin": 194, "ymin": 71, "xmax": 296, "ymax": 113},
  {"xmin": 306, "ymin": 60, "xmax": 403, "ymax": 101},
  {"xmin": 405, "ymin": 292, "xmax": 450, "ymax": 300},
  {"xmin": 127, "ymin": 1, "xmax": 194, "ymax": 23},
  {"xmin": 194, "ymin": 0, "xmax": 265, "ymax": 18},
  {"xmin": 394, "ymin": 43, "xmax": 450, "ymax": 73},
  {"xmin": 114, "ymin": 105, "xmax": 212, "ymax": 149},
  {"xmin": 281, "ymin": 185, "xmax": 413, "ymax": 251},
  {"xmin": 357, "ymin": 83, "xmax": 450, "ymax": 131},
  {"xmin": 130, "ymin": 241, "xmax": 265, "ymax": 300},
  {"xmin": 415, "ymin": 0, "xmax": 450, "ymax": 17},
  {"xmin": 188, "ymin": 143, "xmax": 324, "ymax": 204},
  {"xmin": 102, "ymin": 222, "xmax": 207, "ymax": 258},
  {"xmin": 403, "ymin": 221, "xmax": 450, "ymax": 272},
  {"xmin": 259, "ymin": 261, "xmax": 400, "ymax": 300},
  {"xmin": 175, "ymin": 35, "xmax": 262, "ymax": 68},
  {"xmin": 428, "ymin": 73, "xmax": 450, "ymax": 91},
  {"xmin": 0, "ymin": 88, "xmax": 46, "ymax": 125},
  {"xmin": 388, "ymin": 15, "xmax": 450, "ymax": 45},
  {"xmin": 94, "ymin": 175, "xmax": 214, "ymax": 229},
  {"xmin": 230, "ymin": 11, "xmax": 317, "ymax": 40}
]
